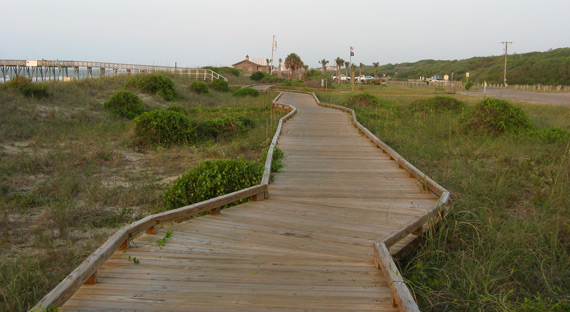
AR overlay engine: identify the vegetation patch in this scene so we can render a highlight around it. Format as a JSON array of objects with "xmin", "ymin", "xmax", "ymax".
[
  {"xmin": 209, "ymin": 78, "xmax": 230, "ymax": 92},
  {"xmin": 128, "ymin": 74, "xmax": 175, "ymax": 101},
  {"xmin": 133, "ymin": 110, "xmax": 194, "ymax": 146},
  {"xmin": 250, "ymin": 71, "xmax": 268, "ymax": 81},
  {"xmin": 5, "ymin": 77, "xmax": 49, "ymax": 98},
  {"xmin": 233, "ymin": 87, "xmax": 260, "ymax": 97},
  {"xmin": 461, "ymin": 98, "xmax": 532, "ymax": 135},
  {"xmin": 194, "ymin": 114, "xmax": 254, "ymax": 141},
  {"xmin": 166, "ymin": 104, "xmax": 189, "ymax": 115},
  {"xmin": 104, "ymin": 90, "xmax": 147, "ymax": 119},
  {"xmin": 345, "ymin": 93, "xmax": 381, "ymax": 107},
  {"xmin": 540, "ymin": 126, "xmax": 570, "ymax": 143},
  {"xmin": 465, "ymin": 81, "xmax": 474, "ymax": 90},
  {"xmin": 408, "ymin": 96, "xmax": 466, "ymax": 113},
  {"xmin": 189, "ymin": 81, "xmax": 209, "ymax": 94},
  {"xmin": 163, "ymin": 159, "xmax": 262, "ymax": 210}
]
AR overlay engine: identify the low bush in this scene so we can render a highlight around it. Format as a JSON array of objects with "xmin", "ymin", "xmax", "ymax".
[
  {"xmin": 128, "ymin": 74, "xmax": 175, "ymax": 100},
  {"xmin": 346, "ymin": 93, "xmax": 381, "ymax": 107},
  {"xmin": 540, "ymin": 127, "xmax": 570, "ymax": 143},
  {"xmin": 209, "ymin": 78, "xmax": 230, "ymax": 92},
  {"xmin": 465, "ymin": 81, "xmax": 474, "ymax": 90},
  {"xmin": 233, "ymin": 87, "xmax": 260, "ymax": 97},
  {"xmin": 260, "ymin": 76, "xmax": 284, "ymax": 84},
  {"xmin": 166, "ymin": 105, "xmax": 189, "ymax": 115},
  {"xmin": 133, "ymin": 110, "xmax": 194, "ymax": 146},
  {"xmin": 461, "ymin": 98, "xmax": 532, "ymax": 135},
  {"xmin": 163, "ymin": 159, "xmax": 262, "ymax": 210},
  {"xmin": 194, "ymin": 114, "xmax": 254, "ymax": 141},
  {"xmin": 250, "ymin": 71, "xmax": 268, "ymax": 81},
  {"xmin": 408, "ymin": 96, "xmax": 466, "ymax": 113},
  {"xmin": 190, "ymin": 81, "xmax": 209, "ymax": 94},
  {"xmin": 5, "ymin": 77, "xmax": 49, "ymax": 98},
  {"xmin": 104, "ymin": 90, "xmax": 147, "ymax": 119}
]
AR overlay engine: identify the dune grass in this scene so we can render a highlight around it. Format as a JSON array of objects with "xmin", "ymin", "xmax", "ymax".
[
  {"xmin": 0, "ymin": 74, "xmax": 282, "ymax": 311},
  {"xmin": 315, "ymin": 84, "xmax": 570, "ymax": 311}
]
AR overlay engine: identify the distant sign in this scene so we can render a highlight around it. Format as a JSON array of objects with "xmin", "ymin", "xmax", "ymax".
[
  {"xmin": 466, "ymin": 72, "xmax": 470, "ymax": 78},
  {"xmin": 444, "ymin": 75, "xmax": 449, "ymax": 81},
  {"xmin": 26, "ymin": 60, "xmax": 38, "ymax": 67}
]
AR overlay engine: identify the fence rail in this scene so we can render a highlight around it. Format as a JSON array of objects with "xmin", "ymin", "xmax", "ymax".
[{"xmin": 0, "ymin": 59, "xmax": 227, "ymax": 82}]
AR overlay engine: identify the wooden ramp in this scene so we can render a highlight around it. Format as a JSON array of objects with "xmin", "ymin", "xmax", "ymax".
[{"xmin": 61, "ymin": 92, "xmax": 439, "ymax": 311}]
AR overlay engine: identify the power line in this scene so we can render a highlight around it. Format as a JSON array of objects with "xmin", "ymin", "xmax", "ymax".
[{"xmin": 501, "ymin": 41, "xmax": 513, "ymax": 86}]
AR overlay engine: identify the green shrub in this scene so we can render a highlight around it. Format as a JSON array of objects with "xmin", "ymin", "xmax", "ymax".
[
  {"xmin": 260, "ymin": 147, "xmax": 285, "ymax": 173},
  {"xmin": 163, "ymin": 159, "xmax": 262, "ymax": 210},
  {"xmin": 5, "ymin": 77, "xmax": 49, "ymax": 98},
  {"xmin": 461, "ymin": 98, "xmax": 532, "ymax": 135},
  {"xmin": 465, "ymin": 81, "xmax": 474, "ymax": 90},
  {"xmin": 190, "ymin": 81, "xmax": 209, "ymax": 94},
  {"xmin": 233, "ymin": 87, "xmax": 260, "ymax": 97},
  {"xmin": 540, "ymin": 127, "xmax": 570, "ymax": 143},
  {"xmin": 346, "ymin": 93, "xmax": 381, "ymax": 107},
  {"xmin": 129, "ymin": 74, "xmax": 175, "ymax": 100},
  {"xmin": 195, "ymin": 114, "xmax": 254, "ymax": 141},
  {"xmin": 133, "ymin": 110, "xmax": 195, "ymax": 146},
  {"xmin": 104, "ymin": 90, "xmax": 146, "ymax": 119},
  {"xmin": 209, "ymin": 78, "xmax": 230, "ymax": 92},
  {"xmin": 409, "ymin": 96, "xmax": 466, "ymax": 113},
  {"xmin": 278, "ymin": 80, "xmax": 293, "ymax": 87},
  {"xmin": 166, "ymin": 105, "xmax": 189, "ymax": 115},
  {"xmin": 250, "ymin": 71, "xmax": 268, "ymax": 81}
]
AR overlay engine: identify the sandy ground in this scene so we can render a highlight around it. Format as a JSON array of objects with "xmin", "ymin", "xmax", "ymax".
[{"xmin": 459, "ymin": 88, "xmax": 570, "ymax": 106}]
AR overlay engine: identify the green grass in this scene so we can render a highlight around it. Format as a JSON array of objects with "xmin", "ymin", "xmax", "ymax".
[
  {"xmin": 0, "ymin": 72, "xmax": 283, "ymax": 310},
  {"xmin": 316, "ymin": 84, "xmax": 570, "ymax": 311}
]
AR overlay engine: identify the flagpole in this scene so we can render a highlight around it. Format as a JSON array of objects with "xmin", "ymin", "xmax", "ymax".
[
  {"xmin": 270, "ymin": 35, "xmax": 275, "ymax": 75},
  {"xmin": 349, "ymin": 45, "xmax": 352, "ymax": 67}
]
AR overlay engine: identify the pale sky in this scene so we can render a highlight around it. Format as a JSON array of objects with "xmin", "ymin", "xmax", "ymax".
[{"xmin": 1, "ymin": 0, "xmax": 568, "ymax": 68}]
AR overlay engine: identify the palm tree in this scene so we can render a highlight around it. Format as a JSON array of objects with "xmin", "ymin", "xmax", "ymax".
[
  {"xmin": 278, "ymin": 58, "xmax": 283, "ymax": 78},
  {"xmin": 334, "ymin": 57, "xmax": 344, "ymax": 83},
  {"xmin": 373, "ymin": 62, "xmax": 380, "ymax": 80},
  {"xmin": 351, "ymin": 64, "xmax": 357, "ymax": 92},
  {"xmin": 319, "ymin": 59, "xmax": 329, "ymax": 77},
  {"xmin": 359, "ymin": 63, "xmax": 364, "ymax": 78},
  {"xmin": 284, "ymin": 53, "xmax": 303, "ymax": 80},
  {"xmin": 344, "ymin": 61, "xmax": 350, "ymax": 83},
  {"xmin": 301, "ymin": 64, "xmax": 308, "ymax": 80}
]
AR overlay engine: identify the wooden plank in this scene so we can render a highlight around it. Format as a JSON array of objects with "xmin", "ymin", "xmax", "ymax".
[{"xmin": 48, "ymin": 91, "xmax": 450, "ymax": 312}]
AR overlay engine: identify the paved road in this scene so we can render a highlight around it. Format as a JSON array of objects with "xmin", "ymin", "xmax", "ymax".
[{"xmin": 459, "ymin": 88, "xmax": 570, "ymax": 106}]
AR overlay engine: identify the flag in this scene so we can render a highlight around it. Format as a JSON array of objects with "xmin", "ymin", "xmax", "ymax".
[{"xmin": 350, "ymin": 46, "xmax": 354, "ymax": 56}]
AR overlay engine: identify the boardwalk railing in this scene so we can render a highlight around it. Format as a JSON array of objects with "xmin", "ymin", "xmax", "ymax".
[
  {"xmin": 310, "ymin": 92, "xmax": 450, "ymax": 312},
  {"xmin": 32, "ymin": 92, "xmax": 296, "ymax": 312},
  {"xmin": 0, "ymin": 59, "xmax": 227, "ymax": 82}
]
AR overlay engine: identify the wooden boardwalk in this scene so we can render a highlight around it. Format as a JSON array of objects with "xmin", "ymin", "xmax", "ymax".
[{"xmin": 60, "ymin": 92, "xmax": 439, "ymax": 311}]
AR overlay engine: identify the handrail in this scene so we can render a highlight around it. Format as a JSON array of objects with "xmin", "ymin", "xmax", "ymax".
[
  {"xmin": 262, "ymin": 92, "xmax": 296, "ymax": 185},
  {"xmin": 31, "ymin": 91, "xmax": 296, "ymax": 312},
  {"xmin": 0, "ymin": 59, "xmax": 227, "ymax": 81},
  {"xmin": 310, "ymin": 92, "xmax": 450, "ymax": 312}
]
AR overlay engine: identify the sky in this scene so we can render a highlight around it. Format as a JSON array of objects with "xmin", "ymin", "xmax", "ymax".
[{"xmin": 1, "ymin": 0, "xmax": 569, "ymax": 69}]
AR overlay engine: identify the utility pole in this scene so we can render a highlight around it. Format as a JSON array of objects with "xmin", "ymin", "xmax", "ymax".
[{"xmin": 501, "ymin": 41, "xmax": 513, "ymax": 87}]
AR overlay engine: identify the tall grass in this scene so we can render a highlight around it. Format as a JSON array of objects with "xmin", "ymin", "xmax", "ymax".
[
  {"xmin": 0, "ymin": 73, "xmax": 282, "ymax": 310},
  {"xmin": 316, "ymin": 86, "xmax": 570, "ymax": 311}
]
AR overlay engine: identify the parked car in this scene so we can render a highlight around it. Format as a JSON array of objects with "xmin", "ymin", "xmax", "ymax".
[
  {"xmin": 429, "ymin": 76, "xmax": 445, "ymax": 83},
  {"xmin": 332, "ymin": 74, "xmax": 348, "ymax": 82}
]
